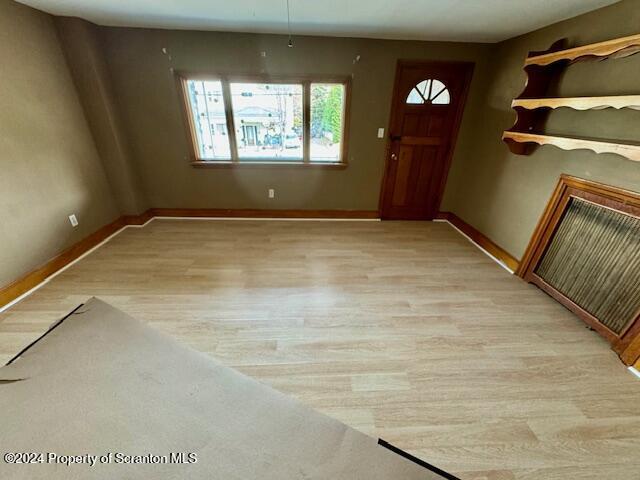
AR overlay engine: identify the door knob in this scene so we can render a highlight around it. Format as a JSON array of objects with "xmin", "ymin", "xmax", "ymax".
[{"xmin": 391, "ymin": 153, "xmax": 397, "ymax": 161}]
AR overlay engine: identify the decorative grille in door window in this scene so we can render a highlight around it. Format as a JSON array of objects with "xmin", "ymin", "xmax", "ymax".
[{"xmin": 406, "ymin": 79, "xmax": 450, "ymax": 105}]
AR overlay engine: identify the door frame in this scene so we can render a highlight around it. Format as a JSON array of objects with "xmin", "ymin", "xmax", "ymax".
[{"xmin": 378, "ymin": 60, "xmax": 474, "ymax": 219}]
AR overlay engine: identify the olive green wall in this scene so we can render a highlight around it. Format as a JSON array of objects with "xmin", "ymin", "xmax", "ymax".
[
  {"xmin": 3, "ymin": 0, "xmax": 637, "ymax": 293},
  {"xmin": 441, "ymin": 0, "xmax": 640, "ymax": 259},
  {"xmin": 0, "ymin": 1, "xmax": 119, "ymax": 287},
  {"xmin": 98, "ymin": 27, "xmax": 494, "ymax": 210},
  {"xmin": 55, "ymin": 17, "xmax": 148, "ymax": 215}
]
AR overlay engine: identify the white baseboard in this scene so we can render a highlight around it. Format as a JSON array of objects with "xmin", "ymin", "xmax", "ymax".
[{"xmin": 434, "ymin": 219, "xmax": 514, "ymax": 274}]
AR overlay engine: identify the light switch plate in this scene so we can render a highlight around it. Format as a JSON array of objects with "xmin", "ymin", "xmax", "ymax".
[{"xmin": 377, "ymin": 128, "xmax": 385, "ymax": 138}]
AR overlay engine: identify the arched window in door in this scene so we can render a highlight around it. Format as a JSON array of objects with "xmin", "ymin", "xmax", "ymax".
[{"xmin": 406, "ymin": 79, "xmax": 450, "ymax": 105}]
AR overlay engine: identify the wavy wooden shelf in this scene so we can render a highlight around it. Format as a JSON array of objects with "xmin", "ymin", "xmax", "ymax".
[
  {"xmin": 502, "ymin": 131, "xmax": 640, "ymax": 162},
  {"xmin": 512, "ymin": 96, "xmax": 640, "ymax": 111},
  {"xmin": 525, "ymin": 33, "xmax": 640, "ymax": 66},
  {"xmin": 504, "ymin": 33, "xmax": 640, "ymax": 160}
]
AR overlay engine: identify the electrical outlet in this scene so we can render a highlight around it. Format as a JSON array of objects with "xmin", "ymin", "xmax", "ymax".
[
  {"xmin": 268, "ymin": 189, "xmax": 275, "ymax": 199},
  {"xmin": 377, "ymin": 128, "xmax": 385, "ymax": 138},
  {"xmin": 68, "ymin": 214, "xmax": 79, "ymax": 227}
]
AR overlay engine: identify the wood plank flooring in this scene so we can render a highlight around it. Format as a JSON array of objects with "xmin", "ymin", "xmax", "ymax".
[{"xmin": 0, "ymin": 219, "xmax": 638, "ymax": 479}]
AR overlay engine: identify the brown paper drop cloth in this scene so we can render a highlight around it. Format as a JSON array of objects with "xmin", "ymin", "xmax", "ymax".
[{"xmin": 0, "ymin": 298, "xmax": 449, "ymax": 479}]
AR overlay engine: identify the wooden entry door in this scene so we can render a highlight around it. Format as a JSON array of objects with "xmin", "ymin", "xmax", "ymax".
[{"xmin": 380, "ymin": 61, "xmax": 473, "ymax": 220}]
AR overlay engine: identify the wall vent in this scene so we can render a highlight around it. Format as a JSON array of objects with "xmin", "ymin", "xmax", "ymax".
[
  {"xmin": 535, "ymin": 198, "xmax": 640, "ymax": 334},
  {"xmin": 519, "ymin": 175, "xmax": 640, "ymax": 364}
]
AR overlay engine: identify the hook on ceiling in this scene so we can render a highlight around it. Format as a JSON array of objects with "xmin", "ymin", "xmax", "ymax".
[{"xmin": 286, "ymin": 0, "xmax": 293, "ymax": 47}]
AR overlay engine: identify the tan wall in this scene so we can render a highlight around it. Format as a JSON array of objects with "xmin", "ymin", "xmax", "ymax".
[
  {"xmin": 0, "ymin": 1, "xmax": 119, "ymax": 287},
  {"xmin": 441, "ymin": 0, "xmax": 640, "ymax": 259},
  {"xmin": 99, "ymin": 27, "xmax": 493, "ymax": 210},
  {"xmin": 55, "ymin": 17, "xmax": 149, "ymax": 215}
]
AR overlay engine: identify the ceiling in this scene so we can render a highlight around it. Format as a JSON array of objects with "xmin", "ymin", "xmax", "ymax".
[{"xmin": 18, "ymin": 0, "xmax": 619, "ymax": 43}]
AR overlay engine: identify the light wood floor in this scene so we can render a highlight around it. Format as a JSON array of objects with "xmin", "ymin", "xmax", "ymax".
[{"xmin": 1, "ymin": 219, "xmax": 638, "ymax": 479}]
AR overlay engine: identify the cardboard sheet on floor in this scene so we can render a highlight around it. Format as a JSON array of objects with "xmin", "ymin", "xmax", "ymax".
[{"xmin": 0, "ymin": 298, "xmax": 445, "ymax": 479}]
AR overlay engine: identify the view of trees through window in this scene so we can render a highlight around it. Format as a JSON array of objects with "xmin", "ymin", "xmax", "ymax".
[
  {"xmin": 311, "ymin": 84, "xmax": 345, "ymax": 162},
  {"xmin": 184, "ymin": 78, "xmax": 347, "ymax": 164}
]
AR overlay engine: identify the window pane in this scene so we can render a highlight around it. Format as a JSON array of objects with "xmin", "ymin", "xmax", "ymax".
[
  {"xmin": 186, "ymin": 80, "xmax": 231, "ymax": 160},
  {"xmin": 432, "ymin": 89, "xmax": 450, "ymax": 104},
  {"xmin": 429, "ymin": 79, "xmax": 450, "ymax": 104},
  {"xmin": 429, "ymin": 80, "xmax": 446, "ymax": 100},
  {"xmin": 310, "ymin": 83, "xmax": 345, "ymax": 162},
  {"xmin": 406, "ymin": 88, "xmax": 424, "ymax": 104},
  {"xmin": 230, "ymin": 83, "xmax": 303, "ymax": 161},
  {"xmin": 417, "ymin": 80, "xmax": 430, "ymax": 97}
]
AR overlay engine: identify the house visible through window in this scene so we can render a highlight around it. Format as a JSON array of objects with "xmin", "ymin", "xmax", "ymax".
[
  {"xmin": 231, "ymin": 82, "xmax": 303, "ymax": 161},
  {"xmin": 180, "ymin": 76, "xmax": 349, "ymax": 165}
]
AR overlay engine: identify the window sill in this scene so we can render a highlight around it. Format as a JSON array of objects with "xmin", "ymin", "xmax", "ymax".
[{"xmin": 190, "ymin": 161, "xmax": 347, "ymax": 169}]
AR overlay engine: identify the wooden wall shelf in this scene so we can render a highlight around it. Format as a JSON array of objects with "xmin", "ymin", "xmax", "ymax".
[
  {"xmin": 512, "ymin": 95, "xmax": 640, "ymax": 111},
  {"xmin": 502, "ymin": 131, "xmax": 640, "ymax": 162},
  {"xmin": 503, "ymin": 33, "xmax": 640, "ymax": 162},
  {"xmin": 525, "ymin": 33, "xmax": 640, "ymax": 66}
]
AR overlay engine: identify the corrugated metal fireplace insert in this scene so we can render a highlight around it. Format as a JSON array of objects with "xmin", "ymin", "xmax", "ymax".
[{"xmin": 519, "ymin": 175, "xmax": 640, "ymax": 364}]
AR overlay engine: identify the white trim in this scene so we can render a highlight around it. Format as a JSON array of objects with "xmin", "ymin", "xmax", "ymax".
[
  {"xmin": 0, "ymin": 215, "xmax": 382, "ymax": 313},
  {"xmin": 153, "ymin": 216, "xmax": 381, "ymax": 222},
  {"xmin": 0, "ymin": 218, "xmax": 153, "ymax": 314},
  {"xmin": 434, "ymin": 218, "xmax": 514, "ymax": 274},
  {"xmin": 132, "ymin": 217, "xmax": 155, "ymax": 228},
  {"xmin": 629, "ymin": 366, "xmax": 640, "ymax": 380}
]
